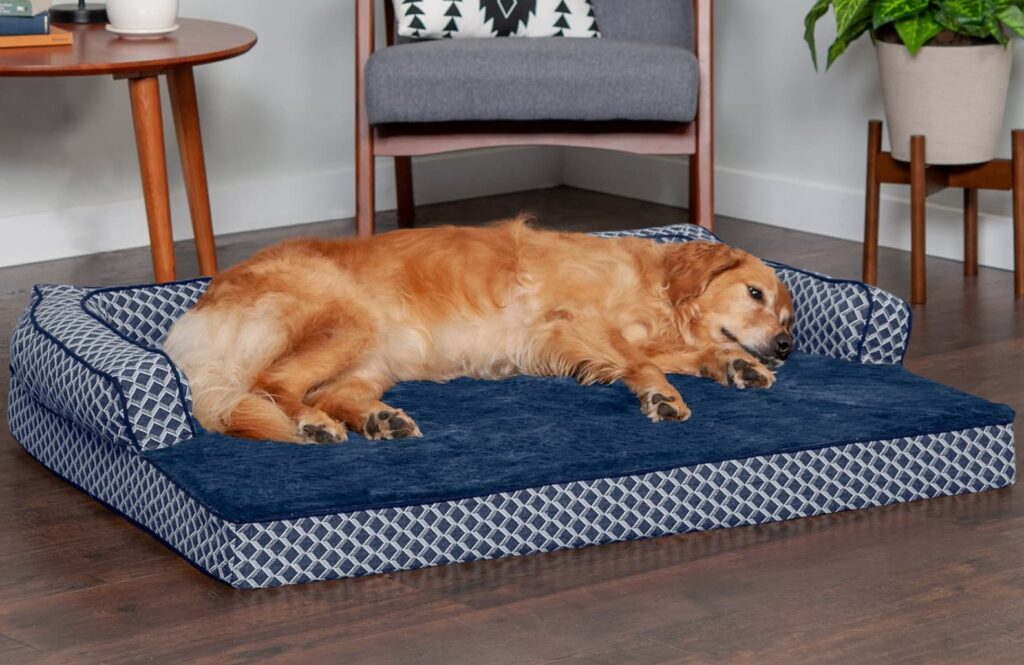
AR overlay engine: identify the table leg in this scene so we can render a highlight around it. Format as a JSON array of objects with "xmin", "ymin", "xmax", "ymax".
[
  {"xmin": 910, "ymin": 135, "xmax": 927, "ymax": 305},
  {"xmin": 963, "ymin": 189, "xmax": 978, "ymax": 277},
  {"xmin": 167, "ymin": 66, "xmax": 218, "ymax": 276},
  {"xmin": 863, "ymin": 120, "xmax": 882, "ymax": 285},
  {"xmin": 128, "ymin": 75, "xmax": 176, "ymax": 283}
]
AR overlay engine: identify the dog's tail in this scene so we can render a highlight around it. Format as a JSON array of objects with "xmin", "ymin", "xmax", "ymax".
[
  {"xmin": 165, "ymin": 307, "xmax": 300, "ymax": 442},
  {"xmin": 223, "ymin": 394, "xmax": 301, "ymax": 442}
]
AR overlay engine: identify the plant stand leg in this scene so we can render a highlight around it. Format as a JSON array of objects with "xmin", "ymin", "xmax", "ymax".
[
  {"xmin": 910, "ymin": 135, "xmax": 927, "ymax": 305},
  {"xmin": 1013, "ymin": 130, "xmax": 1024, "ymax": 298},
  {"xmin": 863, "ymin": 120, "xmax": 882, "ymax": 285},
  {"xmin": 963, "ymin": 189, "xmax": 978, "ymax": 277}
]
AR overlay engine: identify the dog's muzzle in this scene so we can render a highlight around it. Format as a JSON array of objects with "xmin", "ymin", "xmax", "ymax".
[{"xmin": 773, "ymin": 332, "xmax": 793, "ymax": 360}]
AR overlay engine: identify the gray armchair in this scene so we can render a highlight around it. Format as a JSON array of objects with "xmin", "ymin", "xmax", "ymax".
[{"xmin": 355, "ymin": 0, "xmax": 713, "ymax": 234}]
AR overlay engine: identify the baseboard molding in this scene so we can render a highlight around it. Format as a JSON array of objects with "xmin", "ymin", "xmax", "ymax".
[
  {"xmin": 0, "ymin": 147, "xmax": 561, "ymax": 269},
  {"xmin": 562, "ymin": 149, "xmax": 1018, "ymax": 272}
]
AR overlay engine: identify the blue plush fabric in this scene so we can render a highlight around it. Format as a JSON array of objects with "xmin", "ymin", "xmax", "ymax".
[{"xmin": 145, "ymin": 353, "xmax": 1014, "ymax": 524}]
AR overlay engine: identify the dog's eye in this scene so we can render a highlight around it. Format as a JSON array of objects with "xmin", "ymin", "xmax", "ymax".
[{"xmin": 747, "ymin": 286, "xmax": 763, "ymax": 301}]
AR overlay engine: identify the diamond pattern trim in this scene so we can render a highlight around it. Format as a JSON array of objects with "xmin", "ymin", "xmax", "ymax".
[{"xmin": 8, "ymin": 374, "xmax": 1013, "ymax": 588}]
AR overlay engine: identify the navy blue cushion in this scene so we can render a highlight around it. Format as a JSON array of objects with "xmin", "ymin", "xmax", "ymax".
[{"xmin": 145, "ymin": 352, "xmax": 1014, "ymax": 524}]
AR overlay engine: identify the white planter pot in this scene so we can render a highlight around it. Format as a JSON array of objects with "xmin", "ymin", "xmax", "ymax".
[{"xmin": 877, "ymin": 40, "xmax": 1013, "ymax": 164}]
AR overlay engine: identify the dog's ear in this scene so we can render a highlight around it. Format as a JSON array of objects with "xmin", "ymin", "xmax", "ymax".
[{"xmin": 664, "ymin": 242, "xmax": 743, "ymax": 304}]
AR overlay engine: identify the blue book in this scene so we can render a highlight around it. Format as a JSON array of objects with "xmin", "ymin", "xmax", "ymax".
[{"xmin": 0, "ymin": 10, "xmax": 47, "ymax": 36}]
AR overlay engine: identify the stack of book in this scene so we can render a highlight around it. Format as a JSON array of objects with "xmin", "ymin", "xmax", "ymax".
[{"xmin": 0, "ymin": 0, "xmax": 72, "ymax": 49}]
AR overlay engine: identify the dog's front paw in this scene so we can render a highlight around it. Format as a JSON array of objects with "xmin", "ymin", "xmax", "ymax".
[
  {"xmin": 725, "ymin": 357, "xmax": 775, "ymax": 390},
  {"xmin": 640, "ymin": 390, "xmax": 691, "ymax": 422},
  {"xmin": 363, "ymin": 408, "xmax": 423, "ymax": 440}
]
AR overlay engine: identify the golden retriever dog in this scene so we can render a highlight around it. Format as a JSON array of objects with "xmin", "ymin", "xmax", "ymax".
[{"xmin": 163, "ymin": 219, "xmax": 794, "ymax": 444}]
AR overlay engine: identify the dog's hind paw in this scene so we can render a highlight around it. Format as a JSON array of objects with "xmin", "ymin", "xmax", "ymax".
[
  {"xmin": 726, "ymin": 357, "xmax": 775, "ymax": 390},
  {"xmin": 363, "ymin": 408, "xmax": 423, "ymax": 440},
  {"xmin": 299, "ymin": 420, "xmax": 348, "ymax": 444},
  {"xmin": 640, "ymin": 391, "xmax": 691, "ymax": 423}
]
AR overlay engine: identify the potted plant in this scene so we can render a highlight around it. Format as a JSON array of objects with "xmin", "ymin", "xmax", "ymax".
[{"xmin": 805, "ymin": 0, "xmax": 1024, "ymax": 164}]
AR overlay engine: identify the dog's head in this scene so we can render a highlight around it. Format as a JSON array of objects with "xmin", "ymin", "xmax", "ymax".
[{"xmin": 664, "ymin": 242, "xmax": 795, "ymax": 365}]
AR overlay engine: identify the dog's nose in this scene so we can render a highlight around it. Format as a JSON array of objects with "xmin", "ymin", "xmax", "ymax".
[{"xmin": 774, "ymin": 333, "xmax": 793, "ymax": 359}]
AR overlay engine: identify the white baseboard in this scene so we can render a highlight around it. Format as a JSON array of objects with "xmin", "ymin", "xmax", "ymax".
[
  {"xmin": 562, "ymin": 149, "xmax": 1018, "ymax": 272},
  {"xmin": 0, "ymin": 146, "xmax": 561, "ymax": 269}
]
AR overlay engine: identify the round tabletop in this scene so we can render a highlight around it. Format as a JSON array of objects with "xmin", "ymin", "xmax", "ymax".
[{"xmin": 0, "ymin": 18, "xmax": 257, "ymax": 77}]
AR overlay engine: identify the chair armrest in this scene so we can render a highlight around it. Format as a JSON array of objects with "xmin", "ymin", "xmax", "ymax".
[{"xmin": 9, "ymin": 285, "xmax": 196, "ymax": 452}]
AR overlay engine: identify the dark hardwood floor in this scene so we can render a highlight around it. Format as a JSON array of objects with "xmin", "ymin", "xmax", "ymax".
[{"xmin": 1, "ymin": 186, "xmax": 1021, "ymax": 664}]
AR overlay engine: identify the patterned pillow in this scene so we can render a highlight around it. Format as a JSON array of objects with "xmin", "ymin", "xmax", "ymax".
[{"xmin": 393, "ymin": 0, "xmax": 600, "ymax": 39}]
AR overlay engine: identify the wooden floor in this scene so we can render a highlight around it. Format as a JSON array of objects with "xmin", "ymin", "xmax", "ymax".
[{"xmin": 1, "ymin": 186, "xmax": 1021, "ymax": 664}]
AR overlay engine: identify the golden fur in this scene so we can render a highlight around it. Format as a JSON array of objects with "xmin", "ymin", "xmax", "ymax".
[{"xmin": 163, "ymin": 219, "xmax": 795, "ymax": 443}]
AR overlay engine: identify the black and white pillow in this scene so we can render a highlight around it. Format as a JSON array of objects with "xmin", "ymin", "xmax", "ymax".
[{"xmin": 394, "ymin": 0, "xmax": 600, "ymax": 39}]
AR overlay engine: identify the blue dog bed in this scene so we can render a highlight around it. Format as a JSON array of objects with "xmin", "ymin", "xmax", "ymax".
[{"xmin": 7, "ymin": 224, "xmax": 1016, "ymax": 588}]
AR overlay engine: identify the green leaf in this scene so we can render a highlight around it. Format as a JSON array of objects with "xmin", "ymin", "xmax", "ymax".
[
  {"xmin": 998, "ymin": 3, "xmax": 1024, "ymax": 36},
  {"xmin": 894, "ymin": 12, "xmax": 943, "ymax": 51},
  {"xmin": 873, "ymin": 0, "xmax": 930, "ymax": 28},
  {"xmin": 826, "ymin": 10, "xmax": 874, "ymax": 67},
  {"xmin": 833, "ymin": 0, "xmax": 873, "ymax": 35},
  {"xmin": 935, "ymin": 0, "xmax": 998, "ymax": 37},
  {"xmin": 804, "ymin": 0, "xmax": 833, "ymax": 70}
]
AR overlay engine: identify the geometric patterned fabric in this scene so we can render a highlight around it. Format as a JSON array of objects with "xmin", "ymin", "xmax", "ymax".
[{"xmin": 7, "ymin": 224, "xmax": 1008, "ymax": 588}]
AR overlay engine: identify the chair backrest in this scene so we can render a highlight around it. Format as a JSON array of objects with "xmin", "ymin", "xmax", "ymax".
[
  {"xmin": 589, "ymin": 0, "xmax": 693, "ymax": 50},
  {"xmin": 388, "ymin": 1, "xmax": 695, "ymax": 51}
]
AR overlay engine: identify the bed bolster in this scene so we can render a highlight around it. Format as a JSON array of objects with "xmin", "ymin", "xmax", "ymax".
[{"xmin": 9, "ymin": 285, "xmax": 195, "ymax": 452}]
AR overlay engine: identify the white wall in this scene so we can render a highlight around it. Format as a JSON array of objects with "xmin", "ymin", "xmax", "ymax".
[
  {"xmin": 566, "ymin": 0, "xmax": 1024, "ymax": 271},
  {"xmin": 0, "ymin": 0, "xmax": 560, "ymax": 268},
  {"xmin": 3, "ymin": 0, "xmax": 1021, "ymax": 271}
]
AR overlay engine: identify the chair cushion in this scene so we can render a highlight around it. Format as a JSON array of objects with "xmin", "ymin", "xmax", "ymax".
[
  {"xmin": 365, "ymin": 37, "xmax": 699, "ymax": 124},
  {"xmin": 590, "ymin": 0, "xmax": 693, "ymax": 50}
]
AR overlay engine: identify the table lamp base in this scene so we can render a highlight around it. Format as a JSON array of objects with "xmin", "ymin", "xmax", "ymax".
[{"xmin": 50, "ymin": 3, "xmax": 108, "ymax": 24}]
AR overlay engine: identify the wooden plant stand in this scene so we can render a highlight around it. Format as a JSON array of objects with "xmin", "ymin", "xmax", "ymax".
[{"xmin": 863, "ymin": 119, "xmax": 1024, "ymax": 304}]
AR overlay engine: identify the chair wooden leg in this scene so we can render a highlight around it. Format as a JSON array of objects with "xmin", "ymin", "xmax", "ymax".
[
  {"xmin": 128, "ymin": 76, "xmax": 176, "ymax": 283},
  {"xmin": 910, "ymin": 135, "xmax": 927, "ymax": 305},
  {"xmin": 354, "ymin": 0, "xmax": 375, "ymax": 237},
  {"xmin": 963, "ymin": 188, "xmax": 978, "ymax": 277},
  {"xmin": 689, "ymin": 147, "xmax": 714, "ymax": 231},
  {"xmin": 167, "ymin": 66, "xmax": 218, "ymax": 276},
  {"xmin": 1013, "ymin": 129, "xmax": 1024, "ymax": 298},
  {"xmin": 355, "ymin": 133, "xmax": 375, "ymax": 237},
  {"xmin": 395, "ymin": 156, "xmax": 415, "ymax": 229},
  {"xmin": 863, "ymin": 120, "xmax": 882, "ymax": 285}
]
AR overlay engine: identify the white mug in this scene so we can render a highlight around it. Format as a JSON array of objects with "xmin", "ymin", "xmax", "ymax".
[{"xmin": 106, "ymin": 0, "xmax": 179, "ymax": 31}]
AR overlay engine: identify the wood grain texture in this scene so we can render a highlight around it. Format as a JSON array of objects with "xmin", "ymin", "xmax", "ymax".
[
  {"xmin": 689, "ymin": 0, "xmax": 714, "ymax": 231},
  {"xmin": 128, "ymin": 75, "xmax": 175, "ymax": 283},
  {"xmin": 2, "ymin": 19, "xmax": 255, "ymax": 281},
  {"xmin": 1013, "ymin": 130, "xmax": 1024, "ymax": 298},
  {"xmin": 168, "ymin": 66, "xmax": 218, "ymax": 277},
  {"xmin": 964, "ymin": 188, "xmax": 979, "ymax": 278},
  {"xmin": 0, "ymin": 187, "xmax": 1021, "ymax": 663},
  {"xmin": 354, "ymin": 0, "xmax": 375, "ymax": 237},
  {"xmin": 0, "ymin": 19, "xmax": 256, "ymax": 77},
  {"xmin": 868, "ymin": 121, "xmax": 1024, "ymax": 300},
  {"xmin": 863, "ymin": 119, "xmax": 882, "ymax": 285},
  {"xmin": 910, "ymin": 135, "xmax": 928, "ymax": 304},
  {"xmin": 394, "ymin": 156, "xmax": 416, "ymax": 229}
]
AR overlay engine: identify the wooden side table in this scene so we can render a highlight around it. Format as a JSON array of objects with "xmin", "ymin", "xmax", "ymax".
[
  {"xmin": 0, "ymin": 19, "xmax": 257, "ymax": 282},
  {"xmin": 863, "ymin": 119, "xmax": 1024, "ymax": 304}
]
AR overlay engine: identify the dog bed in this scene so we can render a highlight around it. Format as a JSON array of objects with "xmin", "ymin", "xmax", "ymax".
[{"xmin": 7, "ymin": 224, "xmax": 1015, "ymax": 588}]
